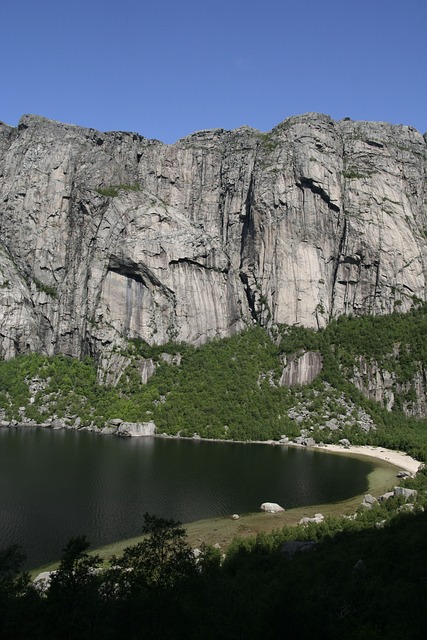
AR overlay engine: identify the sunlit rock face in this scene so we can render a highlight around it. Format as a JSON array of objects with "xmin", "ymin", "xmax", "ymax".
[
  {"xmin": 0, "ymin": 113, "xmax": 426, "ymax": 366},
  {"xmin": 280, "ymin": 352, "xmax": 323, "ymax": 387}
]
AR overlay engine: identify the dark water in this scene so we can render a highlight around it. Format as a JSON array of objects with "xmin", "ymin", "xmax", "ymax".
[{"xmin": 0, "ymin": 427, "xmax": 375, "ymax": 569}]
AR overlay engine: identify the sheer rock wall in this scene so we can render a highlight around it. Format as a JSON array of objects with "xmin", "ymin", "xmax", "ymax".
[{"xmin": 0, "ymin": 113, "xmax": 426, "ymax": 369}]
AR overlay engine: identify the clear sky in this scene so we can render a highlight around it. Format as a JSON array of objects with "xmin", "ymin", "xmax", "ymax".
[{"xmin": 2, "ymin": 0, "xmax": 426, "ymax": 143}]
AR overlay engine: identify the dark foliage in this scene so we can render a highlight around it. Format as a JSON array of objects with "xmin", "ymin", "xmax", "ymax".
[{"xmin": 2, "ymin": 510, "xmax": 427, "ymax": 639}]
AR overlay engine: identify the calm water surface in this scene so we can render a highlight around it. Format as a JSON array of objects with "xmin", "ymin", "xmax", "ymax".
[{"xmin": 0, "ymin": 427, "xmax": 375, "ymax": 568}]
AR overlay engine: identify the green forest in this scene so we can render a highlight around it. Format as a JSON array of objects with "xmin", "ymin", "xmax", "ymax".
[{"xmin": 1, "ymin": 305, "xmax": 427, "ymax": 461}]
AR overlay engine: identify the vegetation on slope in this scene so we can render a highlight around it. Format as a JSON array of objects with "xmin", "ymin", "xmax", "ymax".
[{"xmin": 1, "ymin": 306, "xmax": 427, "ymax": 461}]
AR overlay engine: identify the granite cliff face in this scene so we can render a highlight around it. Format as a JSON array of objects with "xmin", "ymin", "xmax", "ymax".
[{"xmin": 0, "ymin": 113, "xmax": 426, "ymax": 371}]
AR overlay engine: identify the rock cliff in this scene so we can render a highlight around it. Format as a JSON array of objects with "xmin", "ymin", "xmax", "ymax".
[{"xmin": 0, "ymin": 113, "xmax": 426, "ymax": 371}]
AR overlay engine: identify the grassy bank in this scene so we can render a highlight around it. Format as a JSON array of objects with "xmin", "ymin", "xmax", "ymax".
[{"xmin": 30, "ymin": 451, "xmax": 399, "ymax": 576}]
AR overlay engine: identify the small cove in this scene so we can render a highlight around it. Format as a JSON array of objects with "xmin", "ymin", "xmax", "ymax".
[{"xmin": 0, "ymin": 427, "xmax": 397, "ymax": 569}]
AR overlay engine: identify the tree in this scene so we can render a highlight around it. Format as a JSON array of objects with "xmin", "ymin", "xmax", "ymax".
[
  {"xmin": 0, "ymin": 544, "xmax": 38, "ymax": 639},
  {"xmin": 111, "ymin": 513, "xmax": 196, "ymax": 590},
  {"xmin": 45, "ymin": 536, "xmax": 102, "ymax": 639},
  {"xmin": 102, "ymin": 514, "xmax": 199, "ymax": 639}
]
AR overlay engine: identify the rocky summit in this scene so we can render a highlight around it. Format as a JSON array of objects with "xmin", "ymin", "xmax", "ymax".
[{"xmin": 0, "ymin": 113, "xmax": 426, "ymax": 372}]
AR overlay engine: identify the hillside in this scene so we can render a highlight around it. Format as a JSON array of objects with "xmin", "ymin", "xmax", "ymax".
[{"xmin": 1, "ymin": 309, "xmax": 427, "ymax": 462}]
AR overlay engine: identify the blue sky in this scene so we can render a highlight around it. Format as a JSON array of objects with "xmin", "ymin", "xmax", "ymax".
[{"xmin": 2, "ymin": 0, "xmax": 426, "ymax": 143}]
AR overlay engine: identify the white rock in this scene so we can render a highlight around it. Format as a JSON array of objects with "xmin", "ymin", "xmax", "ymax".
[
  {"xmin": 393, "ymin": 486, "xmax": 418, "ymax": 500},
  {"xmin": 260, "ymin": 502, "xmax": 285, "ymax": 513},
  {"xmin": 115, "ymin": 421, "xmax": 156, "ymax": 437},
  {"xmin": 33, "ymin": 571, "xmax": 55, "ymax": 592},
  {"xmin": 299, "ymin": 513, "xmax": 324, "ymax": 524}
]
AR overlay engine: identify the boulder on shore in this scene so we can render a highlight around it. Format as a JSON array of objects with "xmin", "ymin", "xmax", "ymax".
[
  {"xmin": 293, "ymin": 436, "xmax": 316, "ymax": 447},
  {"xmin": 115, "ymin": 421, "xmax": 156, "ymax": 437},
  {"xmin": 393, "ymin": 486, "xmax": 417, "ymax": 500},
  {"xmin": 260, "ymin": 502, "xmax": 285, "ymax": 513},
  {"xmin": 299, "ymin": 513, "xmax": 324, "ymax": 525},
  {"xmin": 361, "ymin": 494, "xmax": 378, "ymax": 508}
]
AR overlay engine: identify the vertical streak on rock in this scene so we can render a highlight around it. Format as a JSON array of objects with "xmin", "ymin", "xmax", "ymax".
[
  {"xmin": 330, "ymin": 213, "xmax": 348, "ymax": 320},
  {"xmin": 125, "ymin": 277, "xmax": 133, "ymax": 336},
  {"xmin": 240, "ymin": 172, "xmax": 256, "ymax": 269}
]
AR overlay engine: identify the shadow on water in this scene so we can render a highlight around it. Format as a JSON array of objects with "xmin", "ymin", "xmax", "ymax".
[{"xmin": 0, "ymin": 428, "xmax": 390, "ymax": 569}]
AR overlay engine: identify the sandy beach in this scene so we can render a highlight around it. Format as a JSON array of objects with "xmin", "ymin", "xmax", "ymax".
[
  {"xmin": 158, "ymin": 433, "xmax": 423, "ymax": 476},
  {"xmin": 312, "ymin": 443, "xmax": 422, "ymax": 475}
]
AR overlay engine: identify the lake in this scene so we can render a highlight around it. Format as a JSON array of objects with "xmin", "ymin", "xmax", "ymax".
[{"xmin": 0, "ymin": 427, "xmax": 379, "ymax": 569}]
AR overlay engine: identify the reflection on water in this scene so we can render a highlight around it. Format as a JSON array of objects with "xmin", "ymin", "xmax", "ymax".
[{"xmin": 0, "ymin": 427, "xmax": 376, "ymax": 568}]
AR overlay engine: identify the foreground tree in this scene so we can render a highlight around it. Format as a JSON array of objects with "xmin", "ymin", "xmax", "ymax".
[
  {"xmin": 45, "ymin": 535, "xmax": 102, "ymax": 640},
  {"xmin": 0, "ymin": 544, "xmax": 40, "ymax": 639},
  {"xmin": 101, "ymin": 514, "xmax": 198, "ymax": 639}
]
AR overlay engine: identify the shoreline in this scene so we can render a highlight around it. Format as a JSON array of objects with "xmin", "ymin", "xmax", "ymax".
[
  {"xmin": 30, "ymin": 440, "xmax": 419, "ymax": 576},
  {"xmin": 159, "ymin": 433, "xmax": 423, "ymax": 476},
  {"xmin": 308, "ymin": 443, "xmax": 422, "ymax": 475},
  {"xmin": 4, "ymin": 420, "xmax": 422, "ymax": 476},
  {"xmin": 30, "ymin": 454, "xmax": 401, "ymax": 577},
  {"xmin": 2, "ymin": 423, "xmax": 423, "ymax": 476},
  {"xmin": 155, "ymin": 433, "xmax": 422, "ymax": 470}
]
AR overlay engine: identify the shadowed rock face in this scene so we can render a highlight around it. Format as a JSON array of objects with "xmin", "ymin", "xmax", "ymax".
[{"xmin": 0, "ymin": 113, "xmax": 426, "ymax": 367}]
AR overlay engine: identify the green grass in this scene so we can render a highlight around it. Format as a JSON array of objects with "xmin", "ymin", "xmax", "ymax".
[
  {"xmin": 33, "ymin": 277, "xmax": 57, "ymax": 298},
  {"xmin": 342, "ymin": 169, "xmax": 371, "ymax": 180},
  {"xmin": 95, "ymin": 183, "xmax": 140, "ymax": 197}
]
